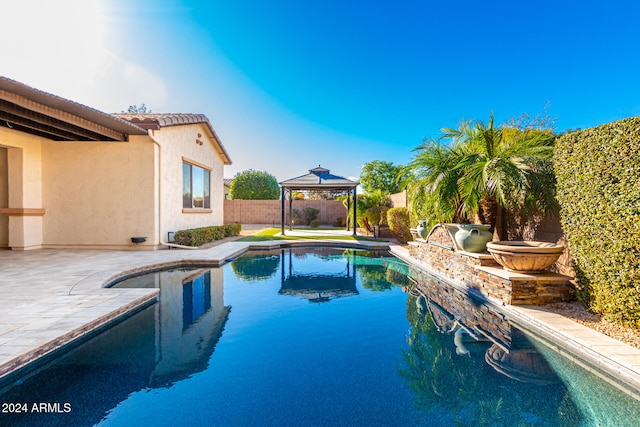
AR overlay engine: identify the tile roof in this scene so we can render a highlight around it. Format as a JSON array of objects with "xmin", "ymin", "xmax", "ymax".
[
  {"xmin": 114, "ymin": 113, "xmax": 210, "ymax": 129},
  {"xmin": 115, "ymin": 113, "xmax": 231, "ymax": 165}
]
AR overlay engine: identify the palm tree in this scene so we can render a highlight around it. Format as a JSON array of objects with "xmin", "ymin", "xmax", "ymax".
[
  {"xmin": 408, "ymin": 113, "xmax": 559, "ymax": 235},
  {"xmin": 404, "ymin": 138, "xmax": 466, "ymax": 224}
]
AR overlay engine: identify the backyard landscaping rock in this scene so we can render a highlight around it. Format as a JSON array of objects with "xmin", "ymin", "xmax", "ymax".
[{"xmin": 545, "ymin": 301, "xmax": 640, "ymax": 349}]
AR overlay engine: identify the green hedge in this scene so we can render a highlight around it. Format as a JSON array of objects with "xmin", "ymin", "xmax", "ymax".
[
  {"xmin": 387, "ymin": 207, "xmax": 413, "ymax": 244},
  {"xmin": 173, "ymin": 223, "xmax": 242, "ymax": 247},
  {"xmin": 554, "ymin": 117, "xmax": 640, "ymax": 328}
]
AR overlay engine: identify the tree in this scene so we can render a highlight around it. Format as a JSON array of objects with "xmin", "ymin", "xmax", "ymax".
[
  {"xmin": 229, "ymin": 170, "xmax": 280, "ymax": 200},
  {"xmin": 123, "ymin": 103, "xmax": 152, "ymax": 114},
  {"xmin": 307, "ymin": 189, "xmax": 343, "ymax": 200},
  {"xmin": 403, "ymin": 138, "xmax": 466, "ymax": 226},
  {"xmin": 407, "ymin": 113, "xmax": 559, "ymax": 233},
  {"xmin": 359, "ymin": 160, "xmax": 405, "ymax": 194}
]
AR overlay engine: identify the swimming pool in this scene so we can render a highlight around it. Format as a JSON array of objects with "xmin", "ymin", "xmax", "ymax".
[{"xmin": 1, "ymin": 247, "xmax": 639, "ymax": 426}]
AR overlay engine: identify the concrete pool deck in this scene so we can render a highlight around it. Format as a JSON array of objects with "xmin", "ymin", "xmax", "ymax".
[{"xmin": 0, "ymin": 238, "xmax": 639, "ymax": 398}]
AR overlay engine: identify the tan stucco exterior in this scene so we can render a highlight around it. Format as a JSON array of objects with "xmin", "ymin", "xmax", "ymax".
[
  {"xmin": 41, "ymin": 135, "xmax": 158, "ymax": 249},
  {"xmin": 0, "ymin": 127, "xmax": 47, "ymax": 249},
  {"xmin": 0, "ymin": 114, "xmax": 229, "ymax": 250},
  {"xmin": 149, "ymin": 123, "xmax": 226, "ymax": 244},
  {"xmin": 0, "ymin": 147, "xmax": 9, "ymax": 247}
]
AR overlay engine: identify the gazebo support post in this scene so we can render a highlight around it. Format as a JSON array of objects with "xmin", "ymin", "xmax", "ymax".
[
  {"xmin": 346, "ymin": 193, "xmax": 351, "ymax": 231},
  {"xmin": 289, "ymin": 195, "xmax": 293, "ymax": 231},
  {"xmin": 281, "ymin": 187, "xmax": 285, "ymax": 236},
  {"xmin": 352, "ymin": 187, "xmax": 357, "ymax": 237}
]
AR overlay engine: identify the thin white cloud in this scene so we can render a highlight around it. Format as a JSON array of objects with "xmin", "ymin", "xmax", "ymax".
[
  {"xmin": 0, "ymin": 0, "xmax": 167, "ymax": 113},
  {"xmin": 89, "ymin": 52, "xmax": 168, "ymax": 113}
]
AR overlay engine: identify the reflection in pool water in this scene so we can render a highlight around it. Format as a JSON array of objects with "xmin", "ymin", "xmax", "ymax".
[
  {"xmin": 1, "ymin": 247, "xmax": 639, "ymax": 426},
  {"xmin": 279, "ymin": 247, "xmax": 358, "ymax": 302}
]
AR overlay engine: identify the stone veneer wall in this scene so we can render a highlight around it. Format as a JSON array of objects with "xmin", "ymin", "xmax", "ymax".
[{"xmin": 407, "ymin": 224, "xmax": 574, "ymax": 305}]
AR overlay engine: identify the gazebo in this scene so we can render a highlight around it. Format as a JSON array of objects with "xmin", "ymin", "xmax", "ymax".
[{"xmin": 279, "ymin": 166, "xmax": 359, "ymax": 236}]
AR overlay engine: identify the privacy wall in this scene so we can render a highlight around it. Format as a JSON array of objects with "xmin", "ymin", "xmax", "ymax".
[{"xmin": 224, "ymin": 200, "xmax": 347, "ymax": 226}]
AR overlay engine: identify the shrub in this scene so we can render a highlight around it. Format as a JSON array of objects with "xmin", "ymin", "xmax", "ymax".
[
  {"xmin": 333, "ymin": 217, "xmax": 346, "ymax": 227},
  {"xmin": 386, "ymin": 268, "xmax": 410, "ymax": 287},
  {"xmin": 344, "ymin": 194, "xmax": 377, "ymax": 229},
  {"xmin": 310, "ymin": 219, "xmax": 320, "ymax": 228},
  {"xmin": 387, "ymin": 207, "xmax": 412, "ymax": 244},
  {"xmin": 231, "ymin": 254, "xmax": 280, "ymax": 281},
  {"xmin": 554, "ymin": 117, "xmax": 640, "ymax": 329},
  {"xmin": 302, "ymin": 207, "xmax": 319, "ymax": 225},
  {"xmin": 364, "ymin": 206, "xmax": 390, "ymax": 226},
  {"xmin": 347, "ymin": 203, "xmax": 367, "ymax": 229},
  {"xmin": 291, "ymin": 208, "xmax": 302, "ymax": 225},
  {"xmin": 173, "ymin": 223, "xmax": 241, "ymax": 247}
]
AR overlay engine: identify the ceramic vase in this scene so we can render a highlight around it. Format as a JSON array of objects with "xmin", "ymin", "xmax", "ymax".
[
  {"xmin": 416, "ymin": 220, "xmax": 428, "ymax": 239},
  {"xmin": 454, "ymin": 224, "xmax": 492, "ymax": 252}
]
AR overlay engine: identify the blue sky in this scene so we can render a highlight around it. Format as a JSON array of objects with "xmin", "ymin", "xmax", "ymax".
[{"xmin": 2, "ymin": 0, "xmax": 640, "ymax": 182}]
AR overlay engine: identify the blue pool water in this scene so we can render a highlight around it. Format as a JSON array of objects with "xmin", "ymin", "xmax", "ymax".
[{"xmin": 1, "ymin": 247, "xmax": 639, "ymax": 426}]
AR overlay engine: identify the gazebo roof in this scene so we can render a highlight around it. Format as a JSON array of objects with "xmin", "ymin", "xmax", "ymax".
[
  {"xmin": 279, "ymin": 275, "xmax": 359, "ymax": 302},
  {"xmin": 280, "ymin": 166, "xmax": 358, "ymax": 191},
  {"xmin": 279, "ymin": 166, "xmax": 358, "ymax": 236}
]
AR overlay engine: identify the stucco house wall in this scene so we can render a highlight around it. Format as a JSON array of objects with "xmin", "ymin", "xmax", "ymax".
[
  {"xmin": 0, "ymin": 127, "xmax": 47, "ymax": 250},
  {"xmin": 0, "ymin": 147, "xmax": 7, "ymax": 246},
  {"xmin": 42, "ymin": 135, "xmax": 157, "ymax": 248},
  {"xmin": 37, "ymin": 121, "xmax": 229, "ymax": 250},
  {"xmin": 149, "ymin": 123, "xmax": 226, "ymax": 242},
  {"xmin": 0, "ymin": 78, "xmax": 231, "ymax": 250}
]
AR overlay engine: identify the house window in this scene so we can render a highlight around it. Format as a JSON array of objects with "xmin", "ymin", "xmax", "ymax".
[
  {"xmin": 182, "ymin": 271, "xmax": 212, "ymax": 331},
  {"xmin": 183, "ymin": 160, "xmax": 211, "ymax": 209}
]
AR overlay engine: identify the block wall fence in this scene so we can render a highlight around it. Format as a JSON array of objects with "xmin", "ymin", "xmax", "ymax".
[{"xmin": 224, "ymin": 200, "xmax": 347, "ymax": 226}]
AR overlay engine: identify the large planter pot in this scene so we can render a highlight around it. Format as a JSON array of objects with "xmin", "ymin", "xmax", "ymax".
[
  {"xmin": 486, "ymin": 241, "xmax": 564, "ymax": 274},
  {"xmin": 453, "ymin": 224, "xmax": 493, "ymax": 253}
]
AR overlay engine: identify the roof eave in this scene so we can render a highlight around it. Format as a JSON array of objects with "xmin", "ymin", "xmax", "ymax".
[{"xmin": 0, "ymin": 76, "xmax": 148, "ymax": 141}]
